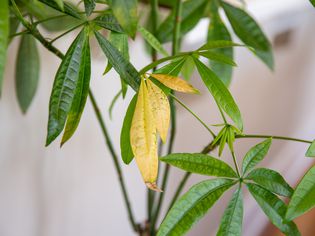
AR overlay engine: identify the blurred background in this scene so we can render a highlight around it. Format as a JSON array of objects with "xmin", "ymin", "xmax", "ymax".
[{"xmin": 1, "ymin": 0, "xmax": 315, "ymax": 235}]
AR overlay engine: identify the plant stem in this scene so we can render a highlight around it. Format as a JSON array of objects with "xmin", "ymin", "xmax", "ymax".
[
  {"xmin": 11, "ymin": 0, "xmax": 138, "ymax": 232},
  {"xmin": 172, "ymin": 0, "xmax": 182, "ymax": 55},
  {"xmin": 236, "ymin": 134, "xmax": 312, "ymax": 144},
  {"xmin": 49, "ymin": 22, "xmax": 85, "ymax": 44},
  {"xmin": 231, "ymin": 152, "xmax": 241, "ymax": 177}
]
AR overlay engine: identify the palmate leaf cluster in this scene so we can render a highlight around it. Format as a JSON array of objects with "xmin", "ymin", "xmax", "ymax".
[{"xmin": 1, "ymin": 0, "xmax": 315, "ymax": 235}]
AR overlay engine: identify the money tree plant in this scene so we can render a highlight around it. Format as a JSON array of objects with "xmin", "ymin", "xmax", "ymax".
[{"xmin": 1, "ymin": 0, "xmax": 315, "ymax": 235}]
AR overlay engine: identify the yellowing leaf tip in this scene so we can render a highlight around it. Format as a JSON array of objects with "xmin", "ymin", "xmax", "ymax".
[{"xmin": 146, "ymin": 182, "xmax": 163, "ymax": 192}]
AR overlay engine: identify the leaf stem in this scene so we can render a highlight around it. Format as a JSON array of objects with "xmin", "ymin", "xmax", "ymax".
[
  {"xmin": 49, "ymin": 22, "xmax": 86, "ymax": 44},
  {"xmin": 231, "ymin": 151, "xmax": 241, "ymax": 177},
  {"xmin": 236, "ymin": 134, "xmax": 312, "ymax": 144}
]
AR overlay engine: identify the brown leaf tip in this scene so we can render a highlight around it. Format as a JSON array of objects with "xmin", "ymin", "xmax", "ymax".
[{"xmin": 146, "ymin": 182, "xmax": 163, "ymax": 192}]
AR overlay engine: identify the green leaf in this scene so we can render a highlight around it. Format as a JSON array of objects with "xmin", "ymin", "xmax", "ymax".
[
  {"xmin": 207, "ymin": 3, "xmax": 234, "ymax": 86},
  {"xmin": 247, "ymin": 183, "xmax": 300, "ymax": 236},
  {"xmin": 198, "ymin": 40, "xmax": 241, "ymax": 51},
  {"xmin": 181, "ymin": 56, "xmax": 195, "ymax": 81},
  {"xmin": 54, "ymin": 0, "xmax": 64, "ymax": 10},
  {"xmin": 193, "ymin": 58, "xmax": 243, "ymax": 130},
  {"xmin": 15, "ymin": 34, "xmax": 40, "ymax": 113},
  {"xmin": 138, "ymin": 26, "xmax": 168, "ymax": 57},
  {"xmin": 155, "ymin": 58, "xmax": 186, "ymax": 76},
  {"xmin": 108, "ymin": 0, "xmax": 138, "ymax": 38},
  {"xmin": 0, "ymin": 0, "xmax": 9, "ymax": 96},
  {"xmin": 160, "ymin": 153, "xmax": 237, "ymax": 178},
  {"xmin": 156, "ymin": 0, "xmax": 207, "ymax": 43},
  {"xmin": 309, "ymin": 0, "xmax": 315, "ymax": 7},
  {"xmin": 46, "ymin": 28, "xmax": 89, "ymax": 146},
  {"xmin": 93, "ymin": 12, "xmax": 124, "ymax": 33},
  {"xmin": 61, "ymin": 31, "xmax": 91, "ymax": 145},
  {"xmin": 38, "ymin": 0, "xmax": 82, "ymax": 19},
  {"xmin": 95, "ymin": 31, "xmax": 140, "ymax": 91},
  {"xmin": 217, "ymin": 187, "xmax": 243, "ymax": 236},
  {"xmin": 197, "ymin": 51, "xmax": 236, "ymax": 66},
  {"xmin": 241, "ymin": 138, "xmax": 272, "ymax": 175},
  {"xmin": 120, "ymin": 95, "xmax": 137, "ymax": 164},
  {"xmin": 305, "ymin": 140, "xmax": 315, "ymax": 157},
  {"xmin": 286, "ymin": 165, "xmax": 315, "ymax": 221},
  {"xmin": 221, "ymin": 1, "xmax": 274, "ymax": 70},
  {"xmin": 84, "ymin": 0, "xmax": 95, "ymax": 16},
  {"xmin": 157, "ymin": 178, "xmax": 235, "ymax": 236},
  {"xmin": 246, "ymin": 168, "xmax": 293, "ymax": 197}
]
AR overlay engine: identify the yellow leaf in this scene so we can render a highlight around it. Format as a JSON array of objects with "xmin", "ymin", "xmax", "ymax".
[
  {"xmin": 130, "ymin": 79, "xmax": 160, "ymax": 191},
  {"xmin": 150, "ymin": 73, "xmax": 200, "ymax": 94},
  {"xmin": 146, "ymin": 79, "xmax": 170, "ymax": 143}
]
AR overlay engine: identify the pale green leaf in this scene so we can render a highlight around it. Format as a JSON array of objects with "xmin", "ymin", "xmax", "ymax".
[
  {"xmin": 305, "ymin": 140, "xmax": 315, "ymax": 157},
  {"xmin": 138, "ymin": 26, "xmax": 168, "ymax": 56},
  {"xmin": 54, "ymin": 0, "xmax": 64, "ymax": 10}
]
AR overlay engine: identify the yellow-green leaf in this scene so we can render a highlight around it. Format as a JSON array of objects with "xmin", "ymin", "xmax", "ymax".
[
  {"xmin": 150, "ymin": 74, "xmax": 199, "ymax": 94},
  {"xmin": 146, "ymin": 79, "xmax": 170, "ymax": 143},
  {"xmin": 0, "ymin": 0, "xmax": 9, "ymax": 96}
]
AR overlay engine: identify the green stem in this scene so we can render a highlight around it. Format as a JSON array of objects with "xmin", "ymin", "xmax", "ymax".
[
  {"xmin": 10, "ymin": 0, "xmax": 138, "ymax": 232},
  {"xmin": 172, "ymin": 0, "xmax": 182, "ymax": 55},
  {"xmin": 49, "ymin": 22, "xmax": 85, "ymax": 44},
  {"xmin": 236, "ymin": 134, "xmax": 312, "ymax": 144},
  {"xmin": 231, "ymin": 152, "xmax": 241, "ymax": 177},
  {"xmin": 33, "ymin": 14, "xmax": 69, "ymax": 25}
]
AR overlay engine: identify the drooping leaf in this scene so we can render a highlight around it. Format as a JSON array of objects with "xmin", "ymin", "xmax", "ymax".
[
  {"xmin": 120, "ymin": 95, "xmax": 137, "ymax": 164},
  {"xmin": 221, "ymin": 1, "xmax": 274, "ymax": 70},
  {"xmin": 15, "ymin": 34, "xmax": 40, "ymax": 113},
  {"xmin": 217, "ymin": 187, "xmax": 243, "ymax": 236},
  {"xmin": 0, "ymin": 0, "xmax": 9, "ymax": 96},
  {"xmin": 38, "ymin": 0, "xmax": 82, "ymax": 19},
  {"xmin": 207, "ymin": 1, "xmax": 234, "ymax": 86},
  {"xmin": 61, "ymin": 32, "xmax": 91, "ymax": 145},
  {"xmin": 46, "ymin": 28, "xmax": 88, "ymax": 146},
  {"xmin": 247, "ymin": 183, "xmax": 300, "ymax": 236},
  {"xmin": 54, "ymin": 0, "xmax": 64, "ymax": 10},
  {"xmin": 150, "ymin": 74, "xmax": 199, "ymax": 94},
  {"xmin": 286, "ymin": 165, "xmax": 315, "ymax": 221},
  {"xmin": 130, "ymin": 79, "xmax": 159, "ymax": 191},
  {"xmin": 95, "ymin": 31, "xmax": 140, "ymax": 91},
  {"xmin": 241, "ymin": 138, "xmax": 272, "ymax": 175},
  {"xmin": 197, "ymin": 51, "xmax": 236, "ymax": 67},
  {"xmin": 193, "ymin": 58, "xmax": 243, "ymax": 130},
  {"xmin": 157, "ymin": 178, "xmax": 235, "ymax": 236},
  {"xmin": 84, "ymin": 0, "xmax": 95, "ymax": 16},
  {"xmin": 160, "ymin": 153, "xmax": 237, "ymax": 178},
  {"xmin": 246, "ymin": 168, "xmax": 293, "ymax": 197},
  {"xmin": 146, "ymin": 79, "xmax": 170, "ymax": 143},
  {"xmin": 108, "ymin": 0, "xmax": 138, "ymax": 38},
  {"xmin": 156, "ymin": 0, "xmax": 207, "ymax": 43},
  {"xmin": 93, "ymin": 12, "xmax": 124, "ymax": 33},
  {"xmin": 138, "ymin": 26, "xmax": 168, "ymax": 56},
  {"xmin": 305, "ymin": 140, "xmax": 315, "ymax": 157}
]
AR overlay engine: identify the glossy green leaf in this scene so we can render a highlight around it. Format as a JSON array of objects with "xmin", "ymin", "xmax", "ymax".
[
  {"xmin": 54, "ymin": 0, "xmax": 64, "ymax": 10},
  {"xmin": 108, "ymin": 0, "xmax": 138, "ymax": 38},
  {"xmin": 221, "ymin": 1, "xmax": 274, "ymax": 70},
  {"xmin": 0, "ymin": 0, "xmax": 9, "ymax": 96},
  {"xmin": 120, "ymin": 95, "xmax": 137, "ymax": 164},
  {"xmin": 305, "ymin": 140, "xmax": 315, "ymax": 157},
  {"xmin": 93, "ymin": 13, "xmax": 124, "ymax": 33},
  {"xmin": 198, "ymin": 51, "xmax": 236, "ymax": 66},
  {"xmin": 286, "ymin": 165, "xmax": 315, "ymax": 221},
  {"xmin": 247, "ymin": 183, "xmax": 300, "ymax": 236},
  {"xmin": 156, "ymin": 0, "xmax": 207, "ymax": 43},
  {"xmin": 207, "ymin": 2, "xmax": 234, "ymax": 86},
  {"xmin": 193, "ymin": 58, "xmax": 243, "ymax": 130},
  {"xmin": 157, "ymin": 178, "xmax": 235, "ymax": 236},
  {"xmin": 242, "ymin": 138, "xmax": 272, "ymax": 175},
  {"xmin": 138, "ymin": 26, "xmax": 168, "ymax": 56},
  {"xmin": 160, "ymin": 153, "xmax": 237, "ymax": 178},
  {"xmin": 38, "ymin": 0, "xmax": 82, "ymax": 19},
  {"xmin": 46, "ymin": 28, "xmax": 88, "ymax": 146},
  {"xmin": 217, "ymin": 187, "xmax": 243, "ymax": 236},
  {"xmin": 84, "ymin": 0, "xmax": 95, "ymax": 16},
  {"xmin": 15, "ymin": 34, "xmax": 40, "ymax": 113},
  {"xmin": 246, "ymin": 168, "xmax": 293, "ymax": 197},
  {"xmin": 61, "ymin": 32, "xmax": 91, "ymax": 145},
  {"xmin": 95, "ymin": 31, "xmax": 140, "ymax": 91}
]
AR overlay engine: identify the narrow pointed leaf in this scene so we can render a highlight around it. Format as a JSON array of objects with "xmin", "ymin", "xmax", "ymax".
[
  {"xmin": 286, "ymin": 165, "xmax": 315, "ymax": 221},
  {"xmin": 120, "ymin": 95, "xmax": 137, "ymax": 164},
  {"xmin": 198, "ymin": 40, "xmax": 240, "ymax": 51},
  {"xmin": 310, "ymin": 0, "xmax": 315, "ymax": 7},
  {"xmin": 305, "ymin": 140, "xmax": 315, "ymax": 157},
  {"xmin": 94, "ymin": 13, "xmax": 124, "ymax": 33},
  {"xmin": 108, "ymin": 0, "xmax": 138, "ymax": 38},
  {"xmin": 95, "ymin": 31, "xmax": 140, "ymax": 91},
  {"xmin": 157, "ymin": 178, "xmax": 235, "ymax": 236},
  {"xmin": 198, "ymin": 51, "xmax": 236, "ymax": 66},
  {"xmin": 160, "ymin": 153, "xmax": 237, "ymax": 178},
  {"xmin": 247, "ymin": 183, "xmax": 300, "ymax": 236},
  {"xmin": 246, "ymin": 168, "xmax": 293, "ymax": 197},
  {"xmin": 181, "ymin": 56, "xmax": 195, "ymax": 81},
  {"xmin": 0, "ymin": 0, "xmax": 9, "ymax": 96},
  {"xmin": 46, "ymin": 29, "xmax": 88, "ymax": 146},
  {"xmin": 138, "ymin": 26, "xmax": 168, "ymax": 56},
  {"xmin": 38, "ymin": 0, "xmax": 82, "ymax": 19},
  {"xmin": 221, "ymin": 1, "xmax": 274, "ymax": 70},
  {"xmin": 54, "ymin": 0, "xmax": 64, "ymax": 10},
  {"xmin": 84, "ymin": 0, "xmax": 95, "ymax": 16},
  {"xmin": 193, "ymin": 58, "xmax": 243, "ymax": 130},
  {"xmin": 147, "ymin": 79, "xmax": 170, "ymax": 143},
  {"xmin": 61, "ymin": 33, "xmax": 91, "ymax": 145},
  {"xmin": 15, "ymin": 34, "xmax": 40, "ymax": 113},
  {"xmin": 217, "ymin": 187, "xmax": 243, "ymax": 236},
  {"xmin": 150, "ymin": 74, "xmax": 199, "ymax": 94},
  {"xmin": 242, "ymin": 138, "xmax": 272, "ymax": 175},
  {"xmin": 155, "ymin": 58, "xmax": 186, "ymax": 76}
]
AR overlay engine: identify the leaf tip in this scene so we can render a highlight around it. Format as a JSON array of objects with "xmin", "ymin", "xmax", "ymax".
[{"xmin": 146, "ymin": 182, "xmax": 163, "ymax": 192}]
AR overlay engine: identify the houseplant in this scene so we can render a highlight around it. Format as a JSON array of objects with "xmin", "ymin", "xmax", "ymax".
[{"xmin": 1, "ymin": 0, "xmax": 315, "ymax": 235}]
